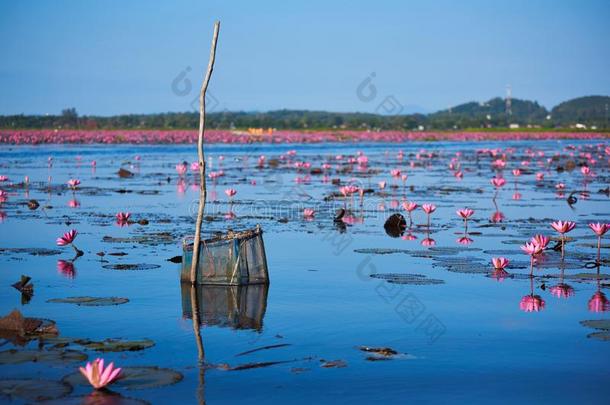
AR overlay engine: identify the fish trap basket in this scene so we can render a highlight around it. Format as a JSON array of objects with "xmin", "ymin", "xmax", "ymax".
[
  {"xmin": 181, "ymin": 283, "xmax": 268, "ymax": 330},
  {"xmin": 181, "ymin": 225, "xmax": 269, "ymax": 285}
]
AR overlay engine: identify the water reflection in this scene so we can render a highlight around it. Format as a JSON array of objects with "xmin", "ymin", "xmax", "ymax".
[{"xmin": 181, "ymin": 283, "xmax": 269, "ymax": 331}]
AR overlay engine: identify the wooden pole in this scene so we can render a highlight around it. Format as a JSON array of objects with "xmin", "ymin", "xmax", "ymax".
[{"xmin": 190, "ymin": 21, "xmax": 220, "ymax": 284}]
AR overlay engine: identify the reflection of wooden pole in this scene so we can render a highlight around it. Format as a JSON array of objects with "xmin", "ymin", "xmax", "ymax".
[
  {"xmin": 191, "ymin": 21, "xmax": 221, "ymax": 284},
  {"xmin": 190, "ymin": 285, "xmax": 206, "ymax": 404}
]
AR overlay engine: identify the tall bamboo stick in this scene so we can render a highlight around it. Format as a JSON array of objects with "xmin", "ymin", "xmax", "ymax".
[{"xmin": 190, "ymin": 21, "xmax": 220, "ymax": 284}]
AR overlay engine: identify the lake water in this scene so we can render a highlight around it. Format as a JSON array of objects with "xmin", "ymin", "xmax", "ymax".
[{"xmin": 0, "ymin": 140, "xmax": 609, "ymax": 404}]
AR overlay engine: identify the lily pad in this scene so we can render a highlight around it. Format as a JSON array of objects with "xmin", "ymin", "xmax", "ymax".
[
  {"xmin": 63, "ymin": 366, "xmax": 183, "ymax": 390},
  {"xmin": 370, "ymin": 273, "xmax": 445, "ymax": 285},
  {"xmin": 354, "ymin": 248, "xmax": 409, "ymax": 255},
  {"xmin": 0, "ymin": 349, "xmax": 87, "ymax": 365},
  {"xmin": 47, "ymin": 296, "xmax": 129, "ymax": 306},
  {"xmin": 0, "ymin": 247, "xmax": 62, "ymax": 256},
  {"xmin": 102, "ymin": 264, "xmax": 161, "ymax": 271},
  {"xmin": 587, "ymin": 331, "xmax": 610, "ymax": 341},
  {"xmin": 0, "ymin": 379, "xmax": 72, "ymax": 402},
  {"xmin": 580, "ymin": 319, "xmax": 610, "ymax": 330},
  {"xmin": 76, "ymin": 338, "xmax": 155, "ymax": 352}
]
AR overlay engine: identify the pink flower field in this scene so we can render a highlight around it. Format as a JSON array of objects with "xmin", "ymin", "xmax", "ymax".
[{"xmin": 0, "ymin": 129, "xmax": 607, "ymax": 144}]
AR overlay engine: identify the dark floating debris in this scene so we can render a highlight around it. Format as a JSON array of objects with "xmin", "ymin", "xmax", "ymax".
[
  {"xmin": 370, "ymin": 273, "xmax": 445, "ymax": 285},
  {"xmin": 0, "ymin": 379, "xmax": 72, "ymax": 402},
  {"xmin": 46, "ymin": 297, "xmax": 129, "ymax": 306},
  {"xmin": 359, "ymin": 346, "xmax": 398, "ymax": 357},
  {"xmin": 11, "ymin": 275, "xmax": 34, "ymax": 304},
  {"xmin": 384, "ymin": 213, "xmax": 406, "ymax": 238},
  {"xmin": 27, "ymin": 199, "xmax": 40, "ymax": 210},
  {"xmin": 118, "ymin": 168, "xmax": 134, "ymax": 178},
  {"xmin": 63, "ymin": 366, "xmax": 183, "ymax": 390},
  {"xmin": 102, "ymin": 263, "xmax": 161, "ymax": 271},
  {"xmin": 220, "ymin": 359, "xmax": 296, "ymax": 371},
  {"xmin": 0, "ymin": 310, "xmax": 58, "ymax": 345},
  {"xmin": 236, "ymin": 343, "xmax": 291, "ymax": 357},
  {"xmin": 320, "ymin": 359, "xmax": 347, "ymax": 368},
  {"xmin": 168, "ymin": 255, "xmax": 182, "ymax": 263}
]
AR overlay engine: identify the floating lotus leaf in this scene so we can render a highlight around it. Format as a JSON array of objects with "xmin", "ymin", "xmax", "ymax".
[
  {"xmin": 0, "ymin": 349, "xmax": 87, "ymax": 365},
  {"xmin": 0, "ymin": 379, "xmax": 72, "ymax": 402},
  {"xmin": 102, "ymin": 264, "xmax": 161, "ymax": 271},
  {"xmin": 63, "ymin": 366, "xmax": 183, "ymax": 390},
  {"xmin": 580, "ymin": 319, "xmax": 610, "ymax": 330},
  {"xmin": 353, "ymin": 248, "xmax": 409, "ymax": 255},
  {"xmin": 47, "ymin": 297, "xmax": 129, "ymax": 306},
  {"xmin": 587, "ymin": 331, "xmax": 610, "ymax": 341},
  {"xmin": 0, "ymin": 247, "xmax": 62, "ymax": 256},
  {"xmin": 370, "ymin": 273, "xmax": 444, "ymax": 285},
  {"xmin": 566, "ymin": 273, "xmax": 610, "ymax": 281},
  {"xmin": 75, "ymin": 338, "xmax": 155, "ymax": 352}
]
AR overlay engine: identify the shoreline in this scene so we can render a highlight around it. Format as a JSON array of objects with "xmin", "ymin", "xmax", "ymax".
[{"xmin": 0, "ymin": 129, "xmax": 608, "ymax": 144}]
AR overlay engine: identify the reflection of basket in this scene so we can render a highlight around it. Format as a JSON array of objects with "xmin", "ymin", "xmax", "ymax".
[
  {"xmin": 181, "ymin": 283, "xmax": 268, "ymax": 331},
  {"xmin": 181, "ymin": 225, "xmax": 269, "ymax": 285}
]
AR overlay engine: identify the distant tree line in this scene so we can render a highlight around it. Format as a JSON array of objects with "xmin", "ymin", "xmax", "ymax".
[{"xmin": 1, "ymin": 96, "xmax": 608, "ymax": 131}]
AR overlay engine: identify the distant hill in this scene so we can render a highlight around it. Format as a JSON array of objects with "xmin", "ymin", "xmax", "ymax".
[
  {"xmin": 551, "ymin": 96, "xmax": 610, "ymax": 127},
  {"xmin": 0, "ymin": 95, "xmax": 608, "ymax": 130},
  {"xmin": 428, "ymin": 97, "xmax": 549, "ymax": 128}
]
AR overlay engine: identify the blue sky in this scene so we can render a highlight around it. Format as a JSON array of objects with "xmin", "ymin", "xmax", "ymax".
[{"xmin": 0, "ymin": 0, "xmax": 608, "ymax": 115}]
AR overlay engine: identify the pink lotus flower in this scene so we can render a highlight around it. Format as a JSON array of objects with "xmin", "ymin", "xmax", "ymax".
[
  {"xmin": 588, "ymin": 291, "xmax": 609, "ymax": 312},
  {"xmin": 512, "ymin": 192, "xmax": 522, "ymax": 200},
  {"xmin": 340, "ymin": 185, "xmax": 359, "ymax": 197},
  {"xmin": 536, "ymin": 172, "xmax": 544, "ymax": 181},
  {"xmin": 175, "ymin": 163, "xmax": 187, "ymax": 176},
  {"xmin": 190, "ymin": 162, "xmax": 200, "ymax": 171},
  {"xmin": 454, "ymin": 170, "xmax": 463, "ymax": 179},
  {"xmin": 581, "ymin": 166, "xmax": 591, "ymax": 176},
  {"xmin": 531, "ymin": 234, "xmax": 550, "ymax": 250},
  {"xmin": 303, "ymin": 208, "xmax": 315, "ymax": 218},
  {"xmin": 422, "ymin": 204, "xmax": 436, "ymax": 215},
  {"xmin": 589, "ymin": 223, "xmax": 609, "ymax": 263},
  {"xmin": 519, "ymin": 295, "xmax": 545, "ymax": 312},
  {"xmin": 57, "ymin": 230, "xmax": 78, "ymax": 246},
  {"xmin": 521, "ymin": 242, "xmax": 543, "ymax": 256},
  {"xmin": 116, "ymin": 212, "xmax": 131, "ymax": 226},
  {"xmin": 67, "ymin": 179, "xmax": 81, "ymax": 189},
  {"xmin": 589, "ymin": 223, "xmax": 609, "ymax": 237},
  {"xmin": 550, "ymin": 284, "xmax": 574, "ymax": 299},
  {"xmin": 456, "ymin": 208, "xmax": 474, "ymax": 220},
  {"xmin": 521, "ymin": 241, "xmax": 543, "ymax": 274},
  {"xmin": 0, "ymin": 175, "xmax": 7, "ymax": 182},
  {"xmin": 390, "ymin": 169, "xmax": 401, "ymax": 178},
  {"xmin": 512, "ymin": 169, "xmax": 521, "ymax": 177},
  {"xmin": 402, "ymin": 202, "xmax": 418, "ymax": 212},
  {"xmin": 491, "ymin": 211, "xmax": 505, "ymax": 223},
  {"xmin": 378, "ymin": 181, "xmax": 386, "ymax": 190},
  {"xmin": 491, "ymin": 177, "xmax": 506, "ymax": 188},
  {"xmin": 491, "ymin": 257, "xmax": 509, "ymax": 270},
  {"xmin": 224, "ymin": 188, "xmax": 237, "ymax": 198},
  {"xmin": 79, "ymin": 358, "xmax": 122, "ymax": 390},
  {"xmin": 555, "ymin": 183, "xmax": 565, "ymax": 190},
  {"xmin": 551, "ymin": 221, "xmax": 576, "ymax": 235}
]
